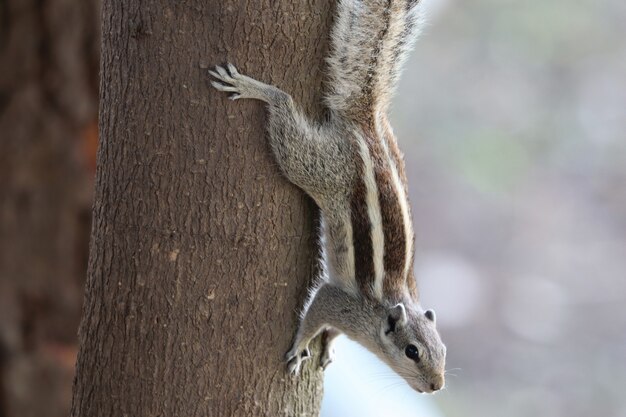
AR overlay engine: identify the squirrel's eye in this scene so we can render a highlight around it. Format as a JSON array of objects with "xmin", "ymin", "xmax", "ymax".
[{"xmin": 405, "ymin": 344, "xmax": 420, "ymax": 362}]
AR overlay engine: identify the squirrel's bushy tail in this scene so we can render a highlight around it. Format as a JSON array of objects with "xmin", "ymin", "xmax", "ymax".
[{"xmin": 325, "ymin": 0, "xmax": 424, "ymax": 122}]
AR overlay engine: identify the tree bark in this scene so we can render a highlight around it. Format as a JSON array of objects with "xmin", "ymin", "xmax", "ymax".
[
  {"xmin": 71, "ymin": 1, "xmax": 332, "ymax": 416},
  {"xmin": 0, "ymin": 1, "xmax": 99, "ymax": 416}
]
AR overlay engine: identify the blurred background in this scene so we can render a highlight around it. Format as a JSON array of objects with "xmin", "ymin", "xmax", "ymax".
[
  {"xmin": 0, "ymin": 0, "xmax": 99, "ymax": 416},
  {"xmin": 1, "ymin": 0, "xmax": 624, "ymax": 416}
]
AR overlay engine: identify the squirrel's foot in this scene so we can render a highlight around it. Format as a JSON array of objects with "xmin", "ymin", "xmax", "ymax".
[
  {"xmin": 319, "ymin": 344, "xmax": 335, "ymax": 370},
  {"xmin": 319, "ymin": 328, "xmax": 340, "ymax": 370},
  {"xmin": 285, "ymin": 346, "xmax": 311, "ymax": 376},
  {"xmin": 209, "ymin": 63, "xmax": 276, "ymax": 102}
]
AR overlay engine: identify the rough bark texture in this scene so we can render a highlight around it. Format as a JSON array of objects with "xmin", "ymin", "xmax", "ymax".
[
  {"xmin": 0, "ymin": 1, "xmax": 99, "ymax": 416},
  {"xmin": 71, "ymin": 1, "xmax": 332, "ymax": 416}
]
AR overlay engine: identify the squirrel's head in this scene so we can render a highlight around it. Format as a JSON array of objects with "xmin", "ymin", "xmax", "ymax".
[{"xmin": 376, "ymin": 302, "xmax": 446, "ymax": 393}]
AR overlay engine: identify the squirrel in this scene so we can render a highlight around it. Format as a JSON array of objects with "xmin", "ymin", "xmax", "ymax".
[{"xmin": 210, "ymin": 0, "xmax": 446, "ymax": 394}]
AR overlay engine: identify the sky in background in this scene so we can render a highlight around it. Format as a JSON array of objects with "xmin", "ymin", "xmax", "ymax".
[{"xmin": 323, "ymin": 0, "xmax": 626, "ymax": 416}]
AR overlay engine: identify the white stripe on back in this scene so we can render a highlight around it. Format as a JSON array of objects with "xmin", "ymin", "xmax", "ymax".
[{"xmin": 355, "ymin": 131, "xmax": 385, "ymax": 301}]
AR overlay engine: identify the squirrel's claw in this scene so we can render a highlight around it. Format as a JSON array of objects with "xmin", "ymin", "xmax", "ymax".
[
  {"xmin": 287, "ymin": 355, "xmax": 302, "ymax": 376},
  {"xmin": 285, "ymin": 347, "xmax": 311, "ymax": 376}
]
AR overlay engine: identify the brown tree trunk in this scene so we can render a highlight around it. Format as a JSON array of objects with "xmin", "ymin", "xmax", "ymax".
[
  {"xmin": 71, "ymin": 1, "xmax": 332, "ymax": 416},
  {"xmin": 0, "ymin": 1, "xmax": 99, "ymax": 416}
]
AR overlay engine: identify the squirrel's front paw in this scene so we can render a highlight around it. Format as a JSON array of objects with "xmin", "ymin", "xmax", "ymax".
[
  {"xmin": 285, "ymin": 347, "xmax": 311, "ymax": 376},
  {"xmin": 320, "ymin": 344, "xmax": 335, "ymax": 370}
]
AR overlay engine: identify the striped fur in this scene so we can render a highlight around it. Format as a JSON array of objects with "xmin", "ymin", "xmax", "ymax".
[
  {"xmin": 344, "ymin": 121, "xmax": 414, "ymax": 302},
  {"xmin": 318, "ymin": 121, "xmax": 415, "ymax": 303}
]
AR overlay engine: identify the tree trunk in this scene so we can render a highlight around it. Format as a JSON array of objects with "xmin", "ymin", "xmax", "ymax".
[
  {"xmin": 71, "ymin": 1, "xmax": 332, "ymax": 416},
  {"xmin": 0, "ymin": 1, "xmax": 99, "ymax": 416}
]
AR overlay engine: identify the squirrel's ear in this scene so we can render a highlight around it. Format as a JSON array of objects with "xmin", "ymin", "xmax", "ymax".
[
  {"xmin": 386, "ymin": 303, "xmax": 408, "ymax": 334},
  {"xmin": 425, "ymin": 309, "xmax": 436, "ymax": 323}
]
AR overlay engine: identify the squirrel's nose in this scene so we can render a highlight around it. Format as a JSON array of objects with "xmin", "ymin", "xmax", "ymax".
[{"xmin": 430, "ymin": 375, "xmax": 445, "ymax": 392}]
